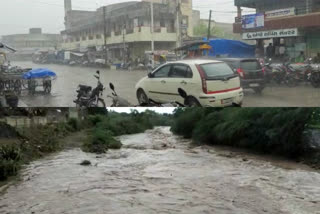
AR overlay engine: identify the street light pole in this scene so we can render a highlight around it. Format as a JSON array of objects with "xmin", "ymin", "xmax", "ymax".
[
  {"xmin": 123, "ymin": 23, "xmax": 126, "ymax": 64},
  {"xmin": 103, "ymin": 6, "xmax": 108, "ymax": 62},
  {"xmin": 207, "ymin": 10, "xmax": 212, "ymax": 41},
  {"xmin": 176, "ymin": 0, "xmax": 181, "ymax": 48},
  {"xmin": 151, "ymin": 2, "xmax": 155, "ymax": 68}
]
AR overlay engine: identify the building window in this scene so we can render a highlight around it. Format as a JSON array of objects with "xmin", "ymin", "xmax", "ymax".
[
  {"xmin": 96, "ymin": 34, "xmax": 102, "ymax": 39},
  {"xmin": 89, "ymin": 35, "xmax": 94, "ymax": 40},
  {"xmin": 76, "ymin": 37, "xmax": 80, "ymax": 42},
  {"xmin": 82, "ymin": 36, "xmax": 86, "ymax": 41}
]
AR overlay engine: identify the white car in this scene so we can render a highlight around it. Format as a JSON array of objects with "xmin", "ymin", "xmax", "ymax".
[{"xmin": 135, "ymin": 59, "xmax": 244, "ymax": 107}]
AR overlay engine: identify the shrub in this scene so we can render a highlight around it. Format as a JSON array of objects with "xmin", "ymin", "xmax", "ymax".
[
  {"xmin": 67, "ymin": 118, "xmax": 80, "ymax": 132},
  {"xmin": 0, "ymin": 159, "xmax": 19, "ymax": 181},
  {"xmin": 82, "ymin": 129, "xmax": 122, "ymax": 154},
  {"xmin": 0, "ymin": 144, "xmax": 21, "ymax": 181},
  {"xmin": 172, "ymin": 108, "xmax": 314, "ymax": 158}
]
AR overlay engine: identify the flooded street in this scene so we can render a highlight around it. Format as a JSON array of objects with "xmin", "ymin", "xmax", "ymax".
[
  {"xmin": 1, "ymin": 127, "xmax": 320, "ymax": 214},
  {"xmin": 12, "ymin": 61, "xmax": 320, "ymax": 107}
]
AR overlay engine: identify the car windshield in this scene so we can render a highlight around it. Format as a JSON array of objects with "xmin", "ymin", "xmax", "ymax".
[
  {"xmin": 200, "ymin": 63, "xmax": 235, "ymax": 79},
  {"xmin": 241, "ymin": 60, "xmax": 262, "ymax": 71}
]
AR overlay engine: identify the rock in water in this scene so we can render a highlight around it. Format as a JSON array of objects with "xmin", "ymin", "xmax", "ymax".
[{"xmin": 80, "ymin": 160, "xmax": 91, "ymax": 166}]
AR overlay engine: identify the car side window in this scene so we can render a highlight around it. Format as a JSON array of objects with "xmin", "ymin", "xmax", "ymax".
[
  {"xmin": 169, "ymin": 64, "xmax": 193, "ymax": 78},
  {"xmin": 153, "ymin": 65, "xmax": 171, "ymax": 78}
]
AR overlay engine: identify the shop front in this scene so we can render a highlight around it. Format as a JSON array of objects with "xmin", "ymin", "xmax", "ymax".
[{"xmin": 243, "ymin": 28, "xmax": 308, "ymax": 60}]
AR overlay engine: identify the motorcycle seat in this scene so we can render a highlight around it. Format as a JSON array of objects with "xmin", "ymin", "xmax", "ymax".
[{"xmin": 79, "ymin": 85, "xmax": 92, "ymax": 92}]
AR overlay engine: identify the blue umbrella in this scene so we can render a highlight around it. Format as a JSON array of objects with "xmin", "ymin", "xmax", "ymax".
[{"xmin": 22, "ymin": 68, "xmax": 57, "ymax": 80}]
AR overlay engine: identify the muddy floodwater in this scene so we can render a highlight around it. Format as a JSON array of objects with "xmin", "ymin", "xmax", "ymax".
[
  {"xmin": 1, "ymin": 127, "xmax": 320, "ymax": 214},
  {"xmin": 12, "ymin": 61, "xmax": 320, "ymax": 107}
]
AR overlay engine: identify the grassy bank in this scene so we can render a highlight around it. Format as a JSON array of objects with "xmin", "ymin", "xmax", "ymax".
[
  {"xmin": 171, "ymin": 108, "xmax": 320, "ymax": 168},
  {"xmin": 0, "ymin": 119, "xmax": 84, "ymax": 182},
  {"xmin": 0, "ymin": 109, "xmax": 172, "ymax": 181}
]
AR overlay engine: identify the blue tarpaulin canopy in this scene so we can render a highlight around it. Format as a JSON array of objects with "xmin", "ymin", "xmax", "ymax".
[
  {"xmin": 22, "ymin": 68, "xmax": 57, "ymax": 80},
  {"xmin": 205, "ymin": 39, "xmax": 255, "ymax": 58}
]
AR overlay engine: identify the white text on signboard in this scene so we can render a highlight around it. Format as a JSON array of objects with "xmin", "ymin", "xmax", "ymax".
[
  {"xmin": 265, "ymin": 8, "xmax": 295, "ymax": 19},
  {"xmin": 243, "ymin": 28, "xmax": 298, "ymax": 40}
]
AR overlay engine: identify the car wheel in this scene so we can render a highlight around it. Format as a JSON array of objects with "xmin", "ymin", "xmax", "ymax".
[
  {"xmin": 186, "ymin": 97, "xmax": 201, "ymax": 107},
  {"xmin": 285, "ymin": 75, "xmax": 298, "ymax": 87},
  {"xmin": 311, "ymin": 73, "xmax": 320, "ymax": 88},
  {"xmin": 137, "ymin": 89, "xmax": 149, "ymax": 105}
]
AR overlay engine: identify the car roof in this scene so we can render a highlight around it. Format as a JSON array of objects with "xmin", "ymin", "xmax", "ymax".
[
  {"xmin": 217, "ymin": 58, "xmax": 258, "ymax": 62},
  {"xmin": 168, "ymin": 59, "xmax": 224, "ymax": 65}
]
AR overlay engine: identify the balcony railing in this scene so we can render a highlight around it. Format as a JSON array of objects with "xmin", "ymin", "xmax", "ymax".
[{"xmin": 235, "ymin": 4, "xmax": 320, "ymax": 24}]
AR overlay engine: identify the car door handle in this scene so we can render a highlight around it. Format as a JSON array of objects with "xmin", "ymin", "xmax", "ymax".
[
  {"xmin": 161, "ymin": 80, "xmax": 166, "ymax": 84},
  {"xmin": 181, "ymin": 80, "xmax": 187, "ymax": 85}
]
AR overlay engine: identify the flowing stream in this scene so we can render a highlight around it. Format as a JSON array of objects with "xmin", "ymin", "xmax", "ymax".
[{"xmin": 1, "ymin": 127, "xmax": 320, "ymax": 214}]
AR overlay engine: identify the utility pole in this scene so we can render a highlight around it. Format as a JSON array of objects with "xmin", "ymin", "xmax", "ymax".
[
  {"xmin": 207, "ymin": 10, "xmax": 212, "ymax": 41},
  {"xmin": 176, "ymin": 0, "xmax": 182, "ymax": 48},
  {"xmin": 151, "ymin": 2, "xmax": 155, "ymax": 68},
  {"xmin": 123, "ymin": 23, "xmax": 126, "ymax": 64},
  {"xmin": 103, "ymin": 6, "xmax": 108, "ymax": 62}
]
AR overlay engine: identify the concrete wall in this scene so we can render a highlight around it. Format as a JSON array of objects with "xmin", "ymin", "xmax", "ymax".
[{"xmin": 0, "ymin": 117, "xmax": 48, "ymax": 129}]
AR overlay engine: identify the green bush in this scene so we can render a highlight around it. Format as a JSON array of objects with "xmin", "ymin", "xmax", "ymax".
[
  {"xmin": 87, "ymin": 115, "xmax": 105, "ymax": 126},
  {"xmin": 172, "ymin": 108, "xmax": 315, "ymax": 158},
  {"xmin": 67, "ymin": 118, "xmax": 80, "ymax": 132},
  {"xmin": 0, "ymin": 144, "xmax": 21, "ymax": 181},
  {"xmin": 0, "ymin": 159, "xmax": 19, "ymax": 181},
  {"xmin": 82, "ymin": 129, "xmax": 122, "ymax": 154}
]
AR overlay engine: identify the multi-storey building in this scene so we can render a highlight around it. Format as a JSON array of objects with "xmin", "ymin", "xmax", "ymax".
[
  {"xmin": 233, "ymin": 0, "xmax": 320, "ymax": 57},
  {"xmin": 61, "ymin": 0, "xmax": 193, "ymax": 61},
  {"xmin": 1, "ymin": 28, "xmax": 61, "ymax": 60}
]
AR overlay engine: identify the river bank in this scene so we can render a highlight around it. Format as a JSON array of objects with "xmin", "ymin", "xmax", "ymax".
[
  {"xmin": 171, "ymin": 108, "xmax": 320, "ymax": 169},
  {"xmin": 1, "ymin": 127, "xmax": 319, "ymax": 214},
  {"xmin": 0, "ymin": 111, "xmax": 171, "ymax": 185}
]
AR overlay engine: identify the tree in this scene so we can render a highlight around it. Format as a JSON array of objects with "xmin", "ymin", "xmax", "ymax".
[{"xmin": 193, "ymin": 23, "xmax": 225, "ymax": 38}]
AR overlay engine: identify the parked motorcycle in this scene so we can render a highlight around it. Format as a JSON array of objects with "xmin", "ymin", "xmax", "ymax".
[
  {"xmin": 284, "ymin": 58, "xmax": 313, "ymax": 87},
  {"xmin": 264, "ymin": 59, "xmax": 288, "ymax": 85},
  {"xmin": 108, "ymin": 83, "xmax": 133, "ymax": 107},
  {"xmin": 74, "ymin": 70, "xmax": 106, "ymax": 108},
  {"xmin": 310, "ymin": 64, "xmax": 320, "ymax": 88}
]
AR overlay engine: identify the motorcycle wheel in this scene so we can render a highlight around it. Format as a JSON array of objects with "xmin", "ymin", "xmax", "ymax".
[
  {"xmin": 88, "ymin": 98, "xmax": 106, "ymax": 108},
  {"xmin": 311, "ymin": 73, "xmax": 320, "ymax": 88},
  {"xmin": 285, "ymin": 75, "xmax": 298, "ymax": 87}
]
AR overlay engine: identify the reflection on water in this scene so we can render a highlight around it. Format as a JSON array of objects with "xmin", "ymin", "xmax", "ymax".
[
  {"xmin": 1, "ymin": 127, "xmax": 320, "ymax": 214},
  {"xmin": 14, "ymin": 61, "xmax": 147, "ymax": 107}
]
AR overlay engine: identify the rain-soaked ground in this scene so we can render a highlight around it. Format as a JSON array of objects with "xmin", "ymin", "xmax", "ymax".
[
  {"xmin": 1, "ymin": 127, "xmax": 320, "ymax": 214},
  {"xmin": 12, "ymin": 61, "xmax": 320, "ymax": 107}
]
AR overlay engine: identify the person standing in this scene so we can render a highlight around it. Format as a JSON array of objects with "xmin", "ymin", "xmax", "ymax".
[
  {"xmin": 295, "ymin": 51, "xmax": 306, "ymax": 63},
  {"xmin": 279, "ymin": 45, "xmax": 286, "ymax": 61},
  {"xmin": 266, "ymin": 43, "xmax": 274, "ymax": 59}
]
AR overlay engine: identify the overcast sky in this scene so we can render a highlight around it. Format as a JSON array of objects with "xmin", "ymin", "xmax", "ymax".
[{"xmin": 0, "ymin": 0, "xmax": 247, "ymax": 36}]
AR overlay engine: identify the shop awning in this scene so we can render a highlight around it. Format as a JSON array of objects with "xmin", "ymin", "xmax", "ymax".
[
  {"xmin": 174, "ymin": 41, "xmax": 209, "ymax": 51},
  {"xmin": 0, "ymin": 42, "xmax": 16, "ymax": 53},
  {"xmin": 199, "ymin": 44, "xmax": 212, "ymax": 50}
]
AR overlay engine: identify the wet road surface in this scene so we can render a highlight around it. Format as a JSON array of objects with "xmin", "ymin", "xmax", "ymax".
[
  {"xmin": 1, "ymin": 127, "xmax": 320, "ymax": 214},
  {"xmin": 13, "ymin": 61, "xmax": 320, "ymax": 107}
]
